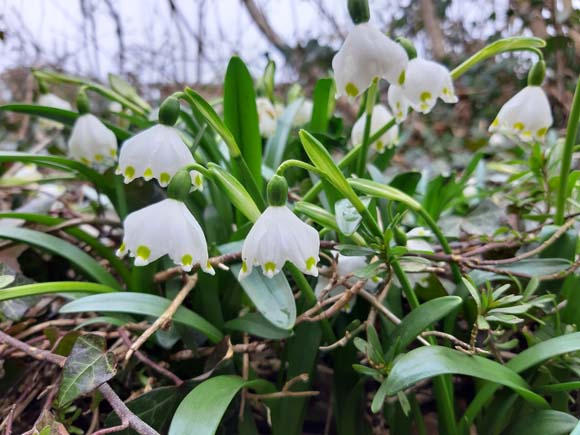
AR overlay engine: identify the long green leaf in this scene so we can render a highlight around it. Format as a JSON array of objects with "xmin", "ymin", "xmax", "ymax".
[
  {"xmin": 384, "ymin": 346, "xmax": 548, "ymax": 408},
  {"xmin": 0, "ymin": 104, "xmax": 131, "ymax": 141},
  {"xmin": 388, "ymin": 296, "xmax": 462, "ymax": 354},
  {"xmin": 0, "ymin": 212, "xmax": 130, "ymax": 284},
  {"xmin": 223, "ymin": 57, "xmax": 262, "ymax": 191},
  {"xmin": 348, "ymin": 177, "xmax": 422, "ymax": 211},
  {"xmin": 505, "ymin": 410, "xmax": 578, "ymax": 435},
  {"xmin": 310, "ymin": 78, "xmax": 335, "ymax": 132},
  {"xmin": 169, "ymin": 375, "xmax": 274, "ymax": 435},
  {"xmin": 0, "ymin": 227, "xmax": 119, "ymax": 288},
  {"xmin": 264, "ymin": 98, "xmax": 304, "ymax": 169},
  {"xmin": 60, "ymin": 293, "xmax": 223, "ymax": 343},
  {"xmin": 461, "ymin": 332, "xmax": 580, "ymax": 428},
  {"xmin": 224, "ymin": 312, "xmax": 292, "ymax": 339},
  {"xmin": 0, "ymin": 281, "xmax": 116, "ymax": 301}
]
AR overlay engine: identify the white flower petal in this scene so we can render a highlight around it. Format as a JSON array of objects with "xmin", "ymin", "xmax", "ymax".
[
  {"xmin": 117, "ymin": 124, "xmax": 194, "ymax": 186},
  {"xmin": 489, "ymin": 86, "xmax": 552, "ymax": 142},
  {"xmin": 387, "ymin": 85, "xmax": 410, "ymax": 123},
  {"xmin": 68, "ymin": 114, "xmax": 117, "ymax": 170},
  {"xmin": 351, "ymin": 104, "xmax": 399, "ymax": 153},
  {"xmin": 401, "ymin": 58, "xmax": 457, "ymax": 114},
  {"xmin": 119, "ymin": 199, "xmax": 211, "ymax": 272},
  {"xmin": 38, "ymin": 93, "xmax": 72, "ymax": 111},
  {"xmin": 332, "ymin": 23, "xmax": 408, "ymax": 98},
  {"xmin": 256, "ymin": 97, "xmax": 278, "ymax": 138},
  {"xmin": 240, "ymin": 206, "xmax": 320, "ymax": 279},
  {"xmin": 292, "ymin": 99, "xmax": 313, "ymax": 126}
]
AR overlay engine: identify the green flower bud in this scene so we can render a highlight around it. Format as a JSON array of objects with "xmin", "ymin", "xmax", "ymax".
[
  {"xmin": 267, "ymin": 175, "xmax": 288, "ymax": 207},
  {"xmin": 158, "ymin": 96, "xmax": 180, "ymax": 126},
  {"xmin": 348, "ymin": 0, "xmax": 370, "ymax": 24},
  {"xmin": 527, "ymin": 60, "xmax": 546, "ymax": 86},
  {"xmin": 37, "ymin": 79, "xmax": 48, "ymax": 95},
  {"xmin": 393, "ymin": 226, "xmax": 408, "ymax": 247},
  {"xmin": 76, "ymin": 88, "xmax": 91, "ymax": 114},
  {"xmin": 167, "ymin": 170, "xmax": 191, "ymax": 201},
  {"xmin": 396, "ymin": 37, "xmax": 417, "ymax": 60}
]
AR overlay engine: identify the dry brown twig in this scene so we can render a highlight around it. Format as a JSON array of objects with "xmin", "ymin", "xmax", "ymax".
[{"xmin": 125, "ymin": 274, "xmax": 198, "ymax": 361}]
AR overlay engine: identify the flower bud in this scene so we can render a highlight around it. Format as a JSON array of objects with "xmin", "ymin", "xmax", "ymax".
[
  {"xmin": 167, "ymin": 169, "xmax": 192, "ymax": 201},
  {"xmin": 396, "ymin": 37, "xmax": 417, "ymax": 60},
  {"xmin": 158, "ymin": 96, "xmax": 180, "ymax": 126},
  {"xmin": 348, "ymin": 0, "xmax": 370, "ymax": 24},
  {"xmin": 76, "ymin": 88, "xmax": 91, "ymax": 114},
  {"xmin": 267, "ymin": 175, "xmax": 288, "ymax": 206},
  {"xmin": 527, "ymin": 60, "xmax": 546, "ymax": 86},
  {"xmin": 393, "ymin": 226, "xmax": 408, "ymax": 246},
  {"xmin": 37, "ymin": 79, "xmax": 49, "ymax": 95}
]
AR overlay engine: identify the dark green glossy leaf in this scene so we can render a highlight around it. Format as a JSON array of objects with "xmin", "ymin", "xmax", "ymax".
[{"xmin": 506, "ymin": 410, "xmax": 578, "ymax": 435}]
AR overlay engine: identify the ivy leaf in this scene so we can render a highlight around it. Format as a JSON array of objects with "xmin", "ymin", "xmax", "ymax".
[{"xmin": 56, "ymin": 334, "xmax": 116, "ymax": 407}]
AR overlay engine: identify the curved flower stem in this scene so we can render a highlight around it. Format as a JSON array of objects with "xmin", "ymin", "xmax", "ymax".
[
  {"xmin": 276, "ymin": 160, "xmax": 322, "ymax": 177},
  {"xmin": 286, "ymin": 263, "xmax": 336, "ymax": 344},
  {"xmin": 356, "ymin": 79, "xmax": 379, "ymax": 176},
  {"xmin": 183, "ymin": 162, "xmax": 212, "ymax": 178},
  {"xmin": 555, "ymin": 76, "xmax": 580, "ymax": 225}
]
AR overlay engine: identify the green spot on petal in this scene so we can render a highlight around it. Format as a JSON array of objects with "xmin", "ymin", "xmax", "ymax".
[
  {"xmin": 420, "ymin": 91, "xmax": 432, "ymax": 102},
  {"xmin": 241, "ymin": 261, "xmax": 248, "ymax": 273},
  {"xmin": 264, "ymin": 262, "xmax": 276, "ymax": 273},
  {"xmin": 345, "ymin": 82, "xmax": 359, "ymax": 97},
  {"xmin": 160, "ymin": 172, "xmax": 171, "ymax": 185},
  {"xmin": 181, "ymin": 254, "xmax": 193, "ymax": 266},
  {"xmin": 124, "ymin": 166, "xmax": 135, "ymax": 179},
  {"xmin": 118, "ymin": 242, "xmax": 126, "ymax": 252},
  {"xmin": 513, "ymin": 122, "xmax": 525, "ymax": 131},
  {"xmin": 81, "ymin": 157, "xmax": 90, "ymax": 165},
  {"xmin": 537, "ymin": 127, "xmax": 547, "ymax": 137},
  {"xmin": 136, "ymin": 245, "xmax": 151, "ymax": 260},
  {"xmin": 94, "ymin": 154, "xmax": 104, "ymax": 162},
  {"xmin": 195, "ymin": 174, "xmax": 202, "ymax": 186},
  {"xmin": 398, "ymin": 70, "xmax": 405, "ymax": 85},
  {"xmin": 491, "ymin": 118, "xmax": 499, "ymax": 127},
  {"xmin": 144, "ymin": 168, "xmax": 153, "ymax": 178},
  {"xmin": 110, "ymin": 149, "xmax": 117, "ymax": 157},
  {"xmin": 306, "ymin": 256, "xmax": 316, "ymax": 270}
]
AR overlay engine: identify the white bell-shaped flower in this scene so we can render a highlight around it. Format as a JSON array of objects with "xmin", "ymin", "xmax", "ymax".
[
  {"xmin": 117, "ymin": 198, "xmax": 213, "ymax": 274},
  {"xmin": 315, "ymin": 252, "xmax": 379, "ymax": 297},
  {"xmin": 68, "ymin": 114, "xmax": 117, "ymax": 169},
  {"xmin": 489, "ymin": 86, "xmax": 552, "ymax": 142},
  {"xmin": 351, "ymin": 104, "xmax": 399, "ymax": 152},
  {"xmin": 387, "ymin": 85, "xmax": 410, "ymax": 123},
  {"xmin": 256, "ymin": 97, "xmax": 278, "ymax": 138},
  {"xmin": 240, "ymin": 206, "xmax": 320, "ymax": 279},
  {"xmin": 332, "ymin": 23, "xmax": 408, "ymax": 98},
  {"xmin": 400, "ymin": 58, "xmax": 458, "ymax": 114},
  {"xmin": 406, "ymin": 227, "xmax": 434, "ymax": 252},
  {"xmin": 117, "ymin": 124, "xmax": 202, "ymax": 189},
  {"xmin": 38, "ymin": 93, "xmax": 72, "ymax": 111},
  {"xmin": 292, "ymin": 99, "xmax": 313, "ymax": 127}
]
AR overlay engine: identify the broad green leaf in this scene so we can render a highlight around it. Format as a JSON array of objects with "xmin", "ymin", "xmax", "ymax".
[
  {"xmin": 169, "ymin": 375, "xmax": 274, "ymax": 435},
  {"xmin": 495, "ymin": 258, "xmax": 572, "ymax": 277},
  {"xmin": 207, "ymin": 163, "xmax": 261, "ymax": 222},
  {"xmin": 0, "ymin": 104, "xmax": 131, "ymax": 140},
  {"xmin": 0, "ymin": 151, "xmax": 112, "ymax": 190},
  {"xmin": 348, "ymin": 177, "xmax": 421, "ymax": 211},
  {"xmin": 0, "ymin": 227, "xmax": 119, "ymax": 288},
  {"xmin": 334, "ymin": 197, "xmax": 370, "ymax": 236},
  {"xmin": 0, "ymin": 275, "xmax": 15, "ymax": 289},
  {"xmin": 183, "ymin": 88, "xmax": 240, "ymax": 157},
  {"xmin": 387, "ymin": 296, "xmax": 463, "ymax": 354},
  {"xmin": 56, "ymin": 334, "xmax": 116, "ymax": 407},
  {"xmin": 384, "ymin": 346, "xmax": 548, "ymax": 408},
  {"xmin": 0, "ymin": 212, "xmax": 130, "ymax": 284},
  {"xmin": 223, "ymin": 56, "xmax": 262, "ymax": 191},
  {"xmin": 225, "ymin": 312, "xmax": 292, "ymax": 339},
  {"xmin": 264, "ymin": 98, "xmax": 304, "ymax": 169},
  {"xmin": 60, "ymin": 293, "xmax": 223, "ymax": 343},
  {"xmin": 506, "ymin": 410, "xmax": 578, "ymax": 435},
  {"xmin": 462, "ymin": 332, "xmax": 580, "ymax": 428},
  {"xmin": 462, "ymin": 277, "xmax": 481, "ymax": 311},
  {"xmin": 310, "ymin": 78, "xmax": 335, "ymax": 132},
  {"xmin": 105, "ymin": 384, "xmax": 193, "ymax": 434},
  {"xmin": 0, "ymin": 281, "xmax": 115, "ymax": 301}
]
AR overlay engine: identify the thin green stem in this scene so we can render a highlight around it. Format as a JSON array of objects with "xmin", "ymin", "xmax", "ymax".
[
  {"xmin": 276, "ymin": 159, "xmax": 321, "ymax": 176},
  {"xmin": 356, "ymin": 79, "xmax": 378, "ymax": 176},
  {"xmin": 184, "ymin": 163, "xmax": 212, "ymax": 178},
  {"xmin": 286, "ymin": 263, "xmax": 336, "ymax": 344},
  {"xmin": 555, "ymin": 76, "xmax": 580, "ymax": 225}
]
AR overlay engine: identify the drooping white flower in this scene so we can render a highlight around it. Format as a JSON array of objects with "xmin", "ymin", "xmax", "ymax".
[
  {"xmin": 406, "ymin": 227, "xmax": 434, "ymax": 253},
  {"xmin": 256, "ymin": 97, "xmax": 278, "ymax": 138},
  {"xmin": 489, "ymin": 86, "xmax": 552, "ymax": 142},
  {"xmin": 68, "ymin": 114, "xmax": 117, "ymax": 169},
  {"xmin": 38, "ymin": 93, "xmax": 72, "ymax": 111},
  {"xmin": 117, "ymin": 124, "xmax": 202, "ymax": 189},
  {"xmin": 351, "ymin": 104, "xmax": 399, "ymax": 152},
  {"xmin": 332, "ymin": 22, "xmax": 408, "ymax": 98},
  {"xmin": 292, "ymin": 99, "xmax": 313, "ymax": 127},
  {"xmin": 387, "ymin": 85, "xmax": 410, "ymax": 123},
  {"xmin": 400, "ymin": 58, "xmax": 458, "ymax": 114},
  {"xmin": 117, "ymin": 198, "xmax": 214, "ymax": 274},
  {"xmin": 240, "ymin": 206, "xmax": 320, "ymax": 279}
]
